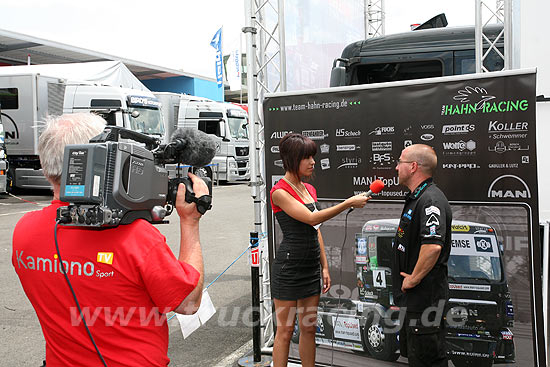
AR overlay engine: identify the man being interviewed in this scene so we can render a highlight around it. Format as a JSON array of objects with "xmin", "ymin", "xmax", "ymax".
[
  {"xmin": 12, "ymin": 113, "xmax": 208, "ymax": 367},
  {"xmin": 392, "ymin": 144, "xmax": 452, "ymax": 367}
]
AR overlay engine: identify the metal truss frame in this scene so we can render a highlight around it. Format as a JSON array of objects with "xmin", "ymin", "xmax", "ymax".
[
  {"xmin": 244, "ymin": 0, "xmax": 288, "ymax": 350},
  {"xmin": 475, "ymin": 0, "xmax": 512, "ymax": 72},
  {"xmin": 365, "ymin": 0, "xmax": 385, "ymax": 39}
]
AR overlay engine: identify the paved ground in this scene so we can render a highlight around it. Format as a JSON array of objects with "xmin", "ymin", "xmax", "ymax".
[{"xmin": 0, "ymin": 183, "xmax": 255, "ymax": 367}]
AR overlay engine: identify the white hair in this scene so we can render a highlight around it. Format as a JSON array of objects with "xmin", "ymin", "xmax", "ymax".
[{"xmin": 38, "ymin": 113, "xmax": 106, "ymax": 185}]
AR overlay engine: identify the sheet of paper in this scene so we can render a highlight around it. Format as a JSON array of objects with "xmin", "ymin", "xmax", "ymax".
[
  {"xmin": 176, "ymin": 313, "xmax": 201, "ymax": 339},
  {"xmin": 198, "ymin": 290, "xmax": 216, "ymax": 324},
  {"xmin": 176, "ymin": 290, "xmax": 216, "ymax": 339}
]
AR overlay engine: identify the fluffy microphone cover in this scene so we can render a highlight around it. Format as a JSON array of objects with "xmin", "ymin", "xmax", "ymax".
[{"xmin": 170, "ymin": 128, "xmax": 217, "ymax": 167}]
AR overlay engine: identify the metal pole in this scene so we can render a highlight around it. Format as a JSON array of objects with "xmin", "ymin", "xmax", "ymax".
[
  {"xmin": 475, "ymin": 0, "xmax": 483, "ymax": 73},
  {"xmin": 543, "ymin": 222, "xmax": 549, "ymax": 362},
  {"xmin": 250, "ymin": 232, "xmax": 261, "ymax": 362},
  {"xmin": 277, "ymin": 0, "xmax": 287, "ymax": 92},
  {"xmin": 503, "ymin": 0, "xmax": 512, "ymax": 70}
]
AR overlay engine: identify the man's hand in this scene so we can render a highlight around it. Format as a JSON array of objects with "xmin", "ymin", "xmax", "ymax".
[
  {"xmin": 175, "ymin": 173, "xmax": 210, "ymax": 221},
  {"xmin": 400, "ymin": 272, "xmax": 419, "ymax": 292}
]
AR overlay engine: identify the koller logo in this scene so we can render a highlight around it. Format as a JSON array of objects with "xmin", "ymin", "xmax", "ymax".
[
  {"xmin": 442, "ymin": 124, "xmax": 475, "ymax": 135},
  {"xmin": 270, "ymin": 131, "xmax": 292, "ymax": 139},
  {"xmin": 488, "ymin": 120, "xmax": 528, "ymax": 132},
  {"xmin": 369, "ymin": 126, "xmax": 395, "ymax": 135},
  {"xmin": 302, "ymin": 129, "xmax": 328, "ymax": 140},
  {"xmin": 487, "ymin": 174, "xmax": 531, "ymax": 199},
  {"xmin": 274, "ymin": 159, "xmax": 284, "ymax": 168},
  {"xmin": 320, "ymin": 143, "xmax": 330, "ymax": 154},
  {"xmin": 421, "ymin": 134, "xmax": 434, "ymax": 141}
]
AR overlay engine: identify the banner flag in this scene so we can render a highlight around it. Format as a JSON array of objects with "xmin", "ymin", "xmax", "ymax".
[
  {"xmin": 210, "ymin": 27, "xmax": 224, "ymax": 88},
  {"xmin": 227, "ymin": 47, "xmax": 241, "ymax": 91}
]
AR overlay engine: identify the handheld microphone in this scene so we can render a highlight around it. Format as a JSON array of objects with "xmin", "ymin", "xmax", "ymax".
[
  {"xmin": 168, "ymin": 128, "xmax": 217, "ymax": 167},
  {"xmin": 364, "ymin": 179, "xmax": 385, "ymax": 196}
]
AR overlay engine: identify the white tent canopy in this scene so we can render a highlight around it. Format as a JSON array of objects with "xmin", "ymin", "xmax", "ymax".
[{"xmin": 0, "ymin": 61, "xmax": 149, "ymax": 91}]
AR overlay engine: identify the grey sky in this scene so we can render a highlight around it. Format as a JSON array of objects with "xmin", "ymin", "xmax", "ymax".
[{"xmin": 1, "ymin": 0, "xmax": 475, "ymax": 79}]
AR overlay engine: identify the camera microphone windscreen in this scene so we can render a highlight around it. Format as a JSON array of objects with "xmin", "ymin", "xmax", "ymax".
[{"xmin": 170, "ymin": 128, "xmax": 217, "ymax": 167}]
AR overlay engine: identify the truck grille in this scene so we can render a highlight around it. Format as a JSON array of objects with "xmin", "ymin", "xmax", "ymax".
[
  {"xmin": 236, "ymin": 147, "xmax": 249, "ymax": 156},
  {"xmin": 237, "ymin": 161, "xmax": 247, "ymax": 169}
]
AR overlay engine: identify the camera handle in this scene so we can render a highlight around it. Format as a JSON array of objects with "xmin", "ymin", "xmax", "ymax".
[{"xmin": 168, "ymin": 176, "xmax": 212, "ymax": 215}]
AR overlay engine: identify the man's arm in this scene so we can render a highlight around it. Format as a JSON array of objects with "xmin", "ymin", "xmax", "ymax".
[
  {"xmin": 400, "ymin": 244, "xmax": 441, "ymax": 292},
  {"xmin": 173, "ymin": 173, "xmax": 209, "ymax": 314}
]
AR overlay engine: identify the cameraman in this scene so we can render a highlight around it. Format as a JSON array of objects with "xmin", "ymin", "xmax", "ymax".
[{"xmin": 12, "ymin": 113, "xmax": 207, "ymax": 366}]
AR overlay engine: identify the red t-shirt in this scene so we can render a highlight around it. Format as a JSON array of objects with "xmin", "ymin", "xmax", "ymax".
[
  {"xmin": 12, "ymin": 200, "xmax": 200, "ymax": 367},
  {"xmin": 270, "ymin": 179, "xmax": 317, "ymax": 213}
]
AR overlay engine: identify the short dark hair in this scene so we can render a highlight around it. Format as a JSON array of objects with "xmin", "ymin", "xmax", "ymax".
[{"xmin": 278, "ymin": 133, "xmax": 317, "ymax": 176}]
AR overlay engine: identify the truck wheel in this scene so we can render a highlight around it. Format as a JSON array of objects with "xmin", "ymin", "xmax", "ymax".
[
  {"xmin": 363, "ymin": 315, "xmax": 399, "ymax": 361},
  {"xmin": 451, "ymin": 357, "xmax": 493, "ymax": 367},
  {"xmin": 191, "ymin": 166, "xmax": 213, "ymax": 181}
]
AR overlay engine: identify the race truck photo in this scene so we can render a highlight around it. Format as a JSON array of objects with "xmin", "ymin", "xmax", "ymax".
[{"xmin": 294, "ymin": 219, "xmax": 515, "ymax": 367}]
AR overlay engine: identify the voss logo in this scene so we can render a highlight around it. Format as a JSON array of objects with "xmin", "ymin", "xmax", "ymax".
[
  {"xmin": 488, "ymin": 174, "xmax": 531, "ymax": 199},
  {"xmin": 369, "ymin": 126, "xmax": 395, "ymax": 135},
  {"xmin": 270, "ymin": 131, "xmax": 292, "ymax": 139},
  {"xmin": 336, "ymin": 128, "xmax": 361, "ymax": 138},
  {"xmin": 474, "ymin": 237, "xmax": 493, "ymax": 253},
  {"xmin": 302, "ymin": 129, "xmax": 327, "ymax": 140},
  {"xmin": 421, "ymin": 124, "xmax": 435, "ymax": 130},
  {"xmin": 442, "ymin": 124, "xmax": 475, "ymax": 135}
]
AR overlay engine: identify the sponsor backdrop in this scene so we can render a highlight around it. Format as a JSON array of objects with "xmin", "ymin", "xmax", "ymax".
[{"xmin": 263, "ymin": 70, "xmax": 544, "ymax": 366}]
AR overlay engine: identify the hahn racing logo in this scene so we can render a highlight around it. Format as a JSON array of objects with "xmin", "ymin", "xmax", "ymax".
[{"xmin": 474, "ymin": 237, "xmax": 493, "ymax": 253}]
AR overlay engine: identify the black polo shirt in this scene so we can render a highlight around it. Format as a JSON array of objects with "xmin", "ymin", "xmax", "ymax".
[{"xmin": 392, "ymin": 178, "xmax": 452, "ymax": 313}]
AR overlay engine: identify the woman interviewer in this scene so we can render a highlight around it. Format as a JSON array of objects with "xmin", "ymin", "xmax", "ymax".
[{"xmin": 270, "ymin": 133, "xmax": 370, "ymax": 366}]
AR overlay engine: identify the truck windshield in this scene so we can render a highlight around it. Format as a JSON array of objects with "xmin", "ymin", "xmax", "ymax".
[
  {"xmin": 128, "ymin": 107, "xmax": 164, "ymax": 136},
  {"xmin": 227, "ymin": 116, "xmax": 249, "ymax": 139},
  {"xmin": 448, "ymin": 232, "xmax": 503, "ymax": 282}
]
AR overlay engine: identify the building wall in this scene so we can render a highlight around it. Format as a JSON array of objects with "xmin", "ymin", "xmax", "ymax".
[{"xmin": 142, "ymin": 76, "xmax": 223, "ymax": 101}]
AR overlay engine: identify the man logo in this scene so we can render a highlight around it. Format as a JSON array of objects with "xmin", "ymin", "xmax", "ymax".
[
  {"xmin": 487, "ymin": 175, "xmax": 531, "ymax": 199},
  {"xmin": 474, "ymin": 237, "xmax": 493, "ymax": 253}
]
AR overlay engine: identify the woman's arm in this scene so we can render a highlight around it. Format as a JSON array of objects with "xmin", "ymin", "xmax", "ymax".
[
  {"xmin": 318, "ymin": 230, "xmax": 331, "ymax": 294},
  {"xmin": 271, "ymin": 189, "xmax": 369, "ymax": 226}
]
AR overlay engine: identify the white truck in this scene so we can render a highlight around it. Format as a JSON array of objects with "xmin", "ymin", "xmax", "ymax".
[
  {"xmin": 154, "ymin": 92, "xmax": 250, "ymax": 182},
  {"xmin": 0, "ymin": 61, "xmax": 164, "ymax": 190},
  {"xmin": 0, "ymin": 109, "xmax": 7, "ymax": 193}
]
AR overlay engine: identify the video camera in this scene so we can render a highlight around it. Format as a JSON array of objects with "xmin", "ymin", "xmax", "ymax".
[{"xmin": 56, "ymin": 126, "xmax": 216, "ymax": 227}]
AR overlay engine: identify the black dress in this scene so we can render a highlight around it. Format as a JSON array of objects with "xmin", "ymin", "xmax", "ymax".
[{"xmin": 271, "ymin": 202, "xmax": 321, "ymax": 300}]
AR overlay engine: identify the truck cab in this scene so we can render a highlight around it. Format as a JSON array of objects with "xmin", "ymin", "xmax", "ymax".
[
  {"xmin": 330, "ymin": 24, "xmax": 504, "ymax": 87},
  {"xmin": 306, "ymin": 219, "xmax": 514, "ymax": 366},
  {"xmin": 154, "ymin": 92, "xmax": 250, "ymax": 182},
  {"xmin": 0, "ymin": 75, "xmax": 163, "ymax": 190},
  {"xmin": 351, "ymin": 219, "xmax": 514, "ymax": 366}
]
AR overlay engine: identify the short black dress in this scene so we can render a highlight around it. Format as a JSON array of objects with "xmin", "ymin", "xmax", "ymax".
[{"xmin": 270, "ymin": 180, "xmax": 321, "ymax": 300}]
